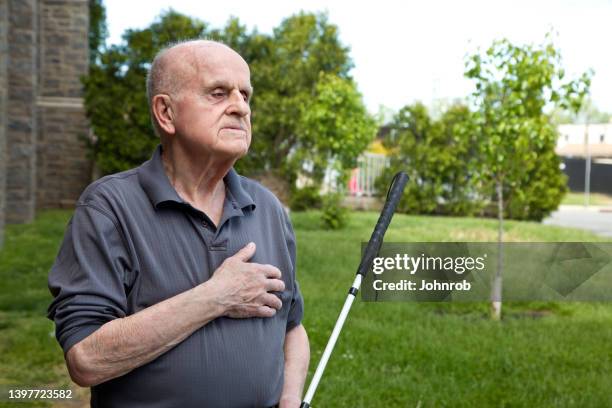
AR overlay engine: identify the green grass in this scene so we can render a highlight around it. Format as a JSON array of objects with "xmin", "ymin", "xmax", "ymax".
[
  {"xmin": 296, "ymin": 212, "xmax": 612, "ymax": 407},
  {"xmin": 0, "ymin": 210, "xmax": 611, "ymax": 407},
  {"xmin": 0, "ymin": 210, "xmax": 73, "ymax": 408},
  {"xmin": 562, "ymin": 192, "xmax": 612, "ymax": 206}
]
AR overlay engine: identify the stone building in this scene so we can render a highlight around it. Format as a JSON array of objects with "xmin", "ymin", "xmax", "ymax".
[{"xmin": 0, "ymin": 0, "xmax": 91, "ymax": 246}]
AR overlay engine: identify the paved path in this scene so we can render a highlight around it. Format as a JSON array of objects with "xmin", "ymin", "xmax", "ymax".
[{"xmin": 543, "ymin": 205, "xmax": 612, "ymax": 237}]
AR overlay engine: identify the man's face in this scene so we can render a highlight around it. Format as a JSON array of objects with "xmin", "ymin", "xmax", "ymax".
[{"xmin": 171, "ymin": 46, "xmax": 253, "ymax": 160}]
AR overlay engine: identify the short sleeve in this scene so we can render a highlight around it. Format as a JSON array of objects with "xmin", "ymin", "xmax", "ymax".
[
  {"xmin": 286, "ymin": 280, "xmax": 304, "ymax": 332},
  {"xmin": 282, "ymin": 209, "xmax": 304, "ymax": 332},
  {"xmin": 47, "ymin": 204, "xmax": 130, "ymax": 354}
]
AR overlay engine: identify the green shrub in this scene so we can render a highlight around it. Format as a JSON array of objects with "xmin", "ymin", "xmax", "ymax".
[
  {"xmin": 290, "ymin": 186, "xmax": 322, "ymax": 211},
  {"xmin": 320, "ymin": 193, "xmax": 349, "ymax": 230}
]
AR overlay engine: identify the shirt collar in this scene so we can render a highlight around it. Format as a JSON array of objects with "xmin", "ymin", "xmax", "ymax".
[{"xmin": 138, "ymin": 145, "xmax": 256, "ymax": 211}]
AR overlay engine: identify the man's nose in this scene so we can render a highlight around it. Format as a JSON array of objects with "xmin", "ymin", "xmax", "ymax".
[{"xmin": 226, "ymin": 89, "xmax": 250, "ymax": 117}]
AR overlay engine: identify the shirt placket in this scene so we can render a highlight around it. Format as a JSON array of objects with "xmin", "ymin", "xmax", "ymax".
[{"xmin": 195, "ymin": 213, "xmax": 225, "ymax": 251}]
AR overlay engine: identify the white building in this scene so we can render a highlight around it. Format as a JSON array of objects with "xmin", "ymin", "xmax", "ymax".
[{"xmin": 557, "ymin": 123, "xmax": 612, "ymax": 158}]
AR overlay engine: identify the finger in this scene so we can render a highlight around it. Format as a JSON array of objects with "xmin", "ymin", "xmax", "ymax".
[
  {"xmin": 256, "ymin": 305, "xmax": 277, "ymax": 318},
  {"xmin": 260, "ymin": 293, "xmax": 283, "ymax": 310},
  {"xmin": 265, "ymin": 278, "xmax": 285, "ymax": 293},
  {"xmin": 260, "ymin": 264, "xmax": 281, "ymax": 279},
  {"xmin": 232, "ymin": 242, "xmax": 256, "ymax": 262}
]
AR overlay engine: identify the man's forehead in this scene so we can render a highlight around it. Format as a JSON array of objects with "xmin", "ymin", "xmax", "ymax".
[
  {"xmin": 194, "ymin": 48, "xmax": 250, "ymax": 82},
  {"xmin": 164, "ymin": 41, "xmax": 251, "ymax": 87}
]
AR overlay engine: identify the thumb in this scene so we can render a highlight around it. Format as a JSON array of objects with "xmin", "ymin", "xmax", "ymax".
[{"xmin": 233, "ymin": 242, "xmax": 256, "ymax": 262}]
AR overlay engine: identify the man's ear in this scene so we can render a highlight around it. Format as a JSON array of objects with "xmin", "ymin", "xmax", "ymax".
[{"xmin": 152, "ymin": 94, "xmax": 176, "ymax": 135}]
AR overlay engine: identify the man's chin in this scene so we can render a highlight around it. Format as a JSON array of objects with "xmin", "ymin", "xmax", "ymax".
[
  {"xmin": 217, "ymin": 143, "xmax": 250, "ymax": 162},
  {"xmin": 232, "ymin": 147, "xmax": 249, "ymax": 160},
  {"xmin": 181, "ymin": 135, "xmax": 250, "ymax": 162}
]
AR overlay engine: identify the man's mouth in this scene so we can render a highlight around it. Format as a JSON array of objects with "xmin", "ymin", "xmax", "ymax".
[{"xmin": 222, "ymin": 124, "xmax": 245, "ymax": 131}]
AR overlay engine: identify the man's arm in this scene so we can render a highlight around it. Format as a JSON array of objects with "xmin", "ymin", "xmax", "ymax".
[
  {"xmin": 279, "ymin": 324, "xmax": 310, "ymax": 408},
  {"xmin": 66, "ymin": 242, "xmax": 285, "ymax": 387}
]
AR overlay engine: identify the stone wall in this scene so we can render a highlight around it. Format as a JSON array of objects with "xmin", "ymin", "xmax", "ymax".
[
  {"xmin": 36, "ymin": 0, "xmax": 90, "ymax": 209},
  {"xmin": 37, "ymin": 104, "xmax": 91, "ymax": 208},
  {"xmin": 38, "ymin": 0, "xmax": 88, "ymax": 98},
  {"xmin": 6, "ymin": 0, "xmax": 38, "ymax": 224},
  {"xmin": 0, "ymin": 0, "xmax": 90, "ymax": 236},
  {"xmin": 0, "ymin": 0, "xmax": 8, "ymax": 245}
]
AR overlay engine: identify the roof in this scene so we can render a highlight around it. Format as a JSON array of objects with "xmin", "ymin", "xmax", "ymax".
[{"xmin": 556, "ymin": 143, "xmax": 612, "ymax": 158}]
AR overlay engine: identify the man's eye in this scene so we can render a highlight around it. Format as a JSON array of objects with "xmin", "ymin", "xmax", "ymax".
[{"xmin": 211, "ymin": 91, "xmax": 226, "ymax": 98}]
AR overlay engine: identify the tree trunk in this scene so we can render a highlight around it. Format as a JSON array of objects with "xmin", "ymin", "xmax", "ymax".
[{"xmin": 491, "ymin": 179, "xmax": 503, "ymax": 320}]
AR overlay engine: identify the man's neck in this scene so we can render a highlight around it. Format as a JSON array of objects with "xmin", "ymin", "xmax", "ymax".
[{"xmin": 161, "ymin": 142, "xmax": 234, "ymax": 225}]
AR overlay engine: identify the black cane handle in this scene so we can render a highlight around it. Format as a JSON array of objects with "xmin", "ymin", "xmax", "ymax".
[{"xmin": 356, "ymin": 171, "xmax": 408, "ymax": 277}]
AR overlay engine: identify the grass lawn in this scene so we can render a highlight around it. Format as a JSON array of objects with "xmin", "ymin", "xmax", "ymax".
[
  {"xmin": 562, "ymin": 191, "xmax": 612, "ymax": 206},
  {"xmin": 0, "ymin": 210, "xmax": 611, "ymax": 407}
]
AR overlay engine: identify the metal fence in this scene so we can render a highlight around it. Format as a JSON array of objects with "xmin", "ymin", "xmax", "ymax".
[
  {"xmin": 563, "ymin": 157, "xmax": 612, "ymax": 195},
  {"xmin": 348, "ymin": 153, "xmax": 389, "ymax": 196}
]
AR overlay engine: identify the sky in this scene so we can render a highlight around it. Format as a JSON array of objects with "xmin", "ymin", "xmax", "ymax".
[{"xmin": 105, "ymin": 0, "xmax": 612, "ymax": 116}]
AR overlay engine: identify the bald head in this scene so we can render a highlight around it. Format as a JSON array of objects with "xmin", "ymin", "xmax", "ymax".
[{"xmin": 146, "ymin": 40, "xmax": 249, "ymax": 136}]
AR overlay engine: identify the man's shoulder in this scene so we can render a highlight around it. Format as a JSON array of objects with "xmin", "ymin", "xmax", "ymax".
[{"xmin": 77, "ymin": 167, "xmax": 141, "ymax": 208}]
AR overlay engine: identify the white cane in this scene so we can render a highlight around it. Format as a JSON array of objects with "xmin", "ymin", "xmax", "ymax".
[{"xmin": 300, "ymin": 172, "xmax": 409, "ymax": 408}]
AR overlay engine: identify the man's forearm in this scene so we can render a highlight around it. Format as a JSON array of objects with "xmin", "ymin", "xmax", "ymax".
[
  {"xmin": 65, "ymin": 242, "xmax": 284, "ymax": 387},
  {"xmin": 66, "ymin": 282, "xmax": 223, "ymax": 387},
  {"xmin": 280, "ymin": 324, "xmax": 310, "ymax": 407}
]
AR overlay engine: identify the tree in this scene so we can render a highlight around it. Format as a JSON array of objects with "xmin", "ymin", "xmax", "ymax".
[
  {"xmin": 296, "ymin": 73, "xmax": 376, "ymax": 183},
  {"xmin": 236, "ymin": 12, "xmax": 360, "ymax": 185},
  {"xmin": 378, "ymin": 102, "xmax": 484, "ymax": 216},
  {"xmin": 551, "ymin": 98, "xmax": 611, "ymax": 125},
  {"xmin": 465, "ymin": 37, "xmax": 591, "ymax": 320},
  {"xmin": 83, "ymin": 10, "xmax": 373, "ymax": 194},
  {"xmin": 88, "ymin": 0, "xmax": 108, "ymax": 65}
]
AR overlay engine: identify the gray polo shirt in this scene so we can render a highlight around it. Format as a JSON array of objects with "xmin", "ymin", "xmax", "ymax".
[{"xmin": 47, "ymin": 146, "xmax": 304, "ymax": 408}]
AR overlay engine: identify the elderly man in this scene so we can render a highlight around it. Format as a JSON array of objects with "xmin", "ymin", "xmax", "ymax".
[{"xmin": 47, "ymin": 40, "xmax": 309, "ymax": 408}]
